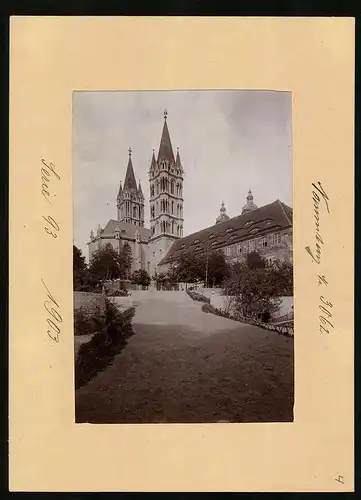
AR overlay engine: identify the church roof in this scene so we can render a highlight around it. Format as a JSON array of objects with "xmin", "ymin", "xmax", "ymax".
[
  {"xmin": 159, "ymin": 199, "xmax": 292, "ymax": 265},
  {"xmin": 100, "ymin": 219, "xmax": 151, "ymax": 242},
  {"xmin": 123, "ymin": 151, "xmax": 137, "ymax": 191},
  {"xmin": 157, "ymin": 113, "xmax": 175, "ymax": 164}
]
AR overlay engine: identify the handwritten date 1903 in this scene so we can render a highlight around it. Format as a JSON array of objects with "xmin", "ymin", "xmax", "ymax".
[
  {"xmin": 41, "ymin": 278, "xmax": 62, "ymax": 343},
  {"xmin": 319, "ymin": 295, "xmax": 334, "ymax": 335}
]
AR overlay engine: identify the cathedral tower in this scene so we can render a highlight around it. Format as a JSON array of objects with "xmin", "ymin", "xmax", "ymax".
[
  {"xmin": 148, "ymin": 110, "xmax": 184, "ymax": 274},
  {"xmin": 117, "ymin": 147, "xmax": 145, "ymax": 226}
]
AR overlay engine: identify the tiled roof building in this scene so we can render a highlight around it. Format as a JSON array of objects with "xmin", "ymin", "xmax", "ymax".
[{"xmin": 159, "ymin": 198, "xmax": 292, "ymax": 268}]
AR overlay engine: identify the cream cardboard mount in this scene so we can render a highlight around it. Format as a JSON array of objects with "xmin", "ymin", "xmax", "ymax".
[{"xmin": 9, "ymin": 17, "xmax": 354, "ymax": 492}]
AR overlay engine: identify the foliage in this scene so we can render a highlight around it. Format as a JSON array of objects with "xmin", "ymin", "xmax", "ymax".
[
  {"xmin": 269, "ymin": 260, "xmax": 293, "ymax": 296},
  {"xmin": 152, "ymin": 270, "xmax": 179, "ymax": 290},
  {"xmin": 170, "ymin": 249, "xmax": 230, "ymax": 287},
  {"xmin": 75, "ymin": 299, "xmax": 135, "ymax": 390},
  {"xmin": 247, "ymin": 251, "xmax": 266, "ymax": 269},
  {"xmin": 73, "ymin": 245, "xmax": 102, "ymax": 292},
  {"xmin": 131, "ymin": 269, "xmax": 151, "ymax": 287},
  {"xmin": 106, "ymin": 288, "xmax": 129, "ymax": 297},
  {"xmin": 186, "ymin": 289, "xmax": 210, "ymax": 304},
  {"xmin": 89, "ymin": 242, "xmax": 132, "ymax": 282},
  {"xmin": 222, "ymin": 258, "xmax": 293, "ymax": 322},
  {"xmin": 170, "ymin": 250, "xmax": 203, "ymax": 284},
  {"xmin": 206, "ymin": 250, "xmax": 231, "ymax": 286}
]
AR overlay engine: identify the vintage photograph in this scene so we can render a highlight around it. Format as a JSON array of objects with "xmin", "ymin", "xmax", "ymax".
[{"xmin": 73, "ymin": 90, "xmax": 293, "ymax": 423}]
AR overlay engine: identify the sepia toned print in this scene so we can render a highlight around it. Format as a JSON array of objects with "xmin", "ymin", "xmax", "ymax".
[{"xmin": 73, "ymin": 90, "xmax": 294, "ymax": 423}]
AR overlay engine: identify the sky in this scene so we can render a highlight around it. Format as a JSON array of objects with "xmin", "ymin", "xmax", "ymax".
[{"xmin": 73, "ymin": 90, "xmax": 292, "ymax": 259}]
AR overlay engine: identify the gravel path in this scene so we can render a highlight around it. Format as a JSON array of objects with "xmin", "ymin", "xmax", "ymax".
[{"xmin": 75, "ymin": 290, "xmax": 294, "ymax": 423}]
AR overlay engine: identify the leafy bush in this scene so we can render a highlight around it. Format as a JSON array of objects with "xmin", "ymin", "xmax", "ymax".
[
  {"xmin": 74, "ymin": 307, "xmax": 105, "ymax": 336},
  {"xmin": 222, "ymin": 258, "xmax": 293, "ymax": 322},
  {"xmin": 186, "ymin": 289, "xmax": 211, "ymax": 304},
  {"xmin": 106, "ymin": 288, "xmax": 129, "ymax": 297},
  {"xmin": 131, "ymin": 269, "xmax": 151, "ymax": 287},
  {"xmin": 75, "ymin": 299, "xmax": 135, "ymax": 389}
]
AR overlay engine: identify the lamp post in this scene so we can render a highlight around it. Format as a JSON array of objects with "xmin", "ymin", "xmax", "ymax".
[
  {"xmin": 114, "ymin": 226, "xmax": 122, "ymax": 284},
  {"xmin": 205, "ymin": 243, "xmax": 209, "ymax": 289}
]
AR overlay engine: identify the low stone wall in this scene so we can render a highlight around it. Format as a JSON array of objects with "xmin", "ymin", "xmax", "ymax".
[
  {"xmin": 103, "ymin": 280, "xmax": 139, "ymax": 292},
  {"xmin": 74, "ymin": 291, "xmax": 106, "ymax": 322}
]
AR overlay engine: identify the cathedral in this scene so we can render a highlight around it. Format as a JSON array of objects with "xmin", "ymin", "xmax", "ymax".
[{"xmin": 88, "ymin": 110, "xmax": 293, "ymax": 278}]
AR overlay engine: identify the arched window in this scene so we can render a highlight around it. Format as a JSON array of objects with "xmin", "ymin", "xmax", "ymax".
[
  {"xmin": 156, "ymin": 201, "xmax": 158, "ymax": 215},
  {"xmin": 133, "ymin": 206, "xmax": 137, "ymax": 218},
  {"xmin": 170, "ymin": 179, "xmax": 174, "ymax": 194},
  {"xmin": 171, "ymin": 221, "xmax": 174, "ymax": 234},
  {"xmin": 156, "ymin": 180, "xmax": 159, "ymax": 195},
  {"xmin": 171, "ymin": 201, "xmax": 174, "ymax": 214}
]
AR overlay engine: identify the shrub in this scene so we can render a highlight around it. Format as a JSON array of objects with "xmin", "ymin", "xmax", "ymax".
[
  {"xmin": 74, "ymin": 307, "xmax": 105, "ymax": 336},
  {"xmin": 201, "ymin": 302, "xmax": 213, "ymax": 313},
  {"xmin": 186, "ymin": 289, "xmax": 211, "ymax": 304},
  {"xmin": 107, "ymin": 288, "xmax": 129, "ymax": 297},
  {"xmin": 75, "ymin": 299, "xmax": 135, "ymax": 389}
]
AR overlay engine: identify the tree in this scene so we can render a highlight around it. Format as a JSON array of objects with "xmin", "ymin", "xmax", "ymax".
[
  {"xmin": 206, "ymin": 250, "xmax": 230, "ymax": 287},
  {"xmin": 222, "ymin": 258, "xmax": 289, "ymax": 322},
  {"xmin": 247, "ymin": 251, "xmax": 266, "ymax": 269},
  {"xmin": 73, "ymin": 245, "xmax": 88, "ymax": 291},
  {"xmin": 89, "ymin": 243, "xmax": 131, "ymax": 281},
  {"xmin": 131, "ymin": 269, "xmax": 151, "ymax": 287},
  {"xmin": 73, "ymin": 245, "xmax": 101, "ymax": 292},
  {"xmin": 170, "ymin": 250, "xmax": 203, "ymax": 284},
  {"xmin": 120, "ymin": 241, "xmax": 132, "ymax": 279},
  {"xmin": 270, "ymin": 260, "xmax": 293, "ymax": 296}
]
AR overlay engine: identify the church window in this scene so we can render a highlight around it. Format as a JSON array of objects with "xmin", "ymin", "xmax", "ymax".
[
  {"xmin": 273, "ymin": 232, "xmax": 281, "ymax": 245},
  {"xmin": 171, "ymin": 201, "xmax": 174, "ymax": 214},
  {"xmin": 236, "ymin": 244, "xmax": 242, "ymax": 254},
  {"xmin": 170, "ymin": 180, "xmax": 174, "ymax": 194},
  {"xmin": 248, "ymin": 240, "xmax": 255, "ymax": 252},
  {"xmin": 225, "ymin": 246, "xmax": 231, "ymax": 256},
  {"xmin": 260, "ymin": 237, "xmax": 268, "ymax": 248},
  {"xmin": 156, "ymin": 181, "xmax": 159, "ymax": 195}
]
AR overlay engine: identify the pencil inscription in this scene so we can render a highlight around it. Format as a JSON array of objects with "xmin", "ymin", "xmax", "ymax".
[{"xmin": 41, "ymin": 278, "xmax": 62, "ymax": 343}]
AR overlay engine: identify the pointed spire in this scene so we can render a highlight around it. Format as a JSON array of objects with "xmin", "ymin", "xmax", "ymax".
[
  {"xmin": 150, "ymin": 148, "xmax": 156, "ymax": 170},
  {"xmin": 123, "ymin": 147, "xmax": 137, "ymax": 191},
  {"xmin": 117, "ymin": 181, "xmax": 123, "ymax": 199},
  {"xmin": 137, "ymin": 180, "xmax": 144, "ymax": 199},
  {"xmin": 175, "ymin": 147, "xmax": 181, "ymax": 167},
  {"xmin": 157, "ymin": 111, "xmax": 175, "ymax": 163}
]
